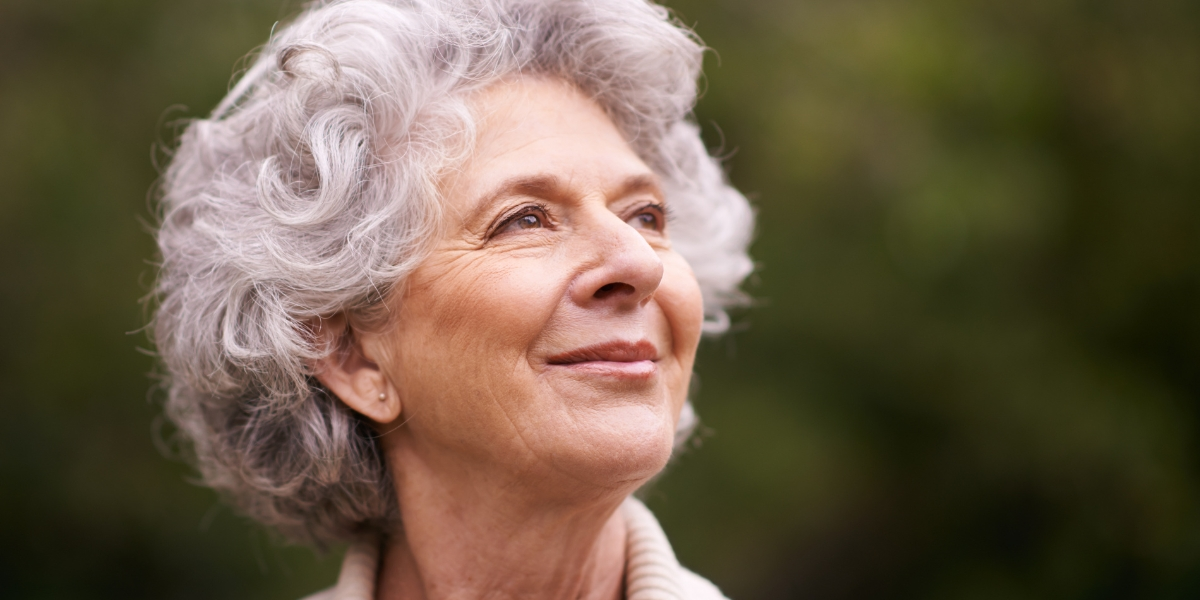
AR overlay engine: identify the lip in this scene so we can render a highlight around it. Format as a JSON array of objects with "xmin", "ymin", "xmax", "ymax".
[{"xmin": 545, "ymin": 340, "xmax": 660, "ymax": 379}]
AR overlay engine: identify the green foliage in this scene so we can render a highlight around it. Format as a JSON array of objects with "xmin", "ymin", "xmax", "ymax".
[{"xmin": 1, "ymin": 0, "xmax": 1197, "ymax": 597}]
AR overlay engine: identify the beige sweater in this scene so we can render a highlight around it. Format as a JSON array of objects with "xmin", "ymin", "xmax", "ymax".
[{"xmin": 302, "ymin": 497, "xmax": 728, "ymax": 600}]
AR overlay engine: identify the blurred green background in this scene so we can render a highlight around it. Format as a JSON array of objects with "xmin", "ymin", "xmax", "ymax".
[{"xmin": 2, "ymin": 0, "xmax": 1198, "ymax": 598}]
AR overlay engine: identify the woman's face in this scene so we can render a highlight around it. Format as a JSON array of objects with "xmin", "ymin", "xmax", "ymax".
[{"xmin": 374, "ymin": 77, "xmax": 704, "ymax": 494}]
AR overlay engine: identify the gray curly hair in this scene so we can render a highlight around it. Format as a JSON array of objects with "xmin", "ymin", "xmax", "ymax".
[{"xmin": 154, "ymin": 0, "xmax": 753, "ymax": 546}]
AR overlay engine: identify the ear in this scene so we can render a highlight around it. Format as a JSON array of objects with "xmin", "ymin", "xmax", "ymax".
[{"xmin": 310, "ymin": 314, "xmax": 402, "ymax": 424}]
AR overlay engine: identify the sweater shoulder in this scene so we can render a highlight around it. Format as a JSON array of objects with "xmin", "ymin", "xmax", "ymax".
[{"xmin": 679, "ymin": 566, "xmax": 730, "ymax": 600}]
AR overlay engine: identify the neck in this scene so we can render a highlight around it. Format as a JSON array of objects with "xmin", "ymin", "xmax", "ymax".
[{"xmin": 375, "ymin": 442, "xmax": 631, "ymax": 600}]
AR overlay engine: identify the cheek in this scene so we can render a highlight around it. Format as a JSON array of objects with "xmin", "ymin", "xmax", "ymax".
[
  {"xmin": 389, "ymin": 251, "xmax": 564, "ymax": 399},
  {"xmin": 657, "ymin": 255, "xmax": 705, "ymax": 383}
]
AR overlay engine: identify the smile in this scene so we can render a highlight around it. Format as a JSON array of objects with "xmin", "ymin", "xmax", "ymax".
[{"xmin": 545, "ymin": 340, "xmax": 660, "ymax": 379}]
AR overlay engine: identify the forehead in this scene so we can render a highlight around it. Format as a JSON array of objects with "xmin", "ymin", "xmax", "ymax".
[{"xmin": 440, "ymin": 77, "xmax": 657, "ymax": 216}]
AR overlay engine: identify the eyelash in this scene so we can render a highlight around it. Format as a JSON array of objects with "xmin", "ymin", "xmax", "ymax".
[
  {"xmin": 489, "ymin": 203, "xmax": 552, "ymax": 238},
  {"xmin": 631, "ymin": 202, "xmax": 669, "ymax": 232},
  {"xmin": 486, "ymin": 201, "xmax": 669, "ymax": 239}
]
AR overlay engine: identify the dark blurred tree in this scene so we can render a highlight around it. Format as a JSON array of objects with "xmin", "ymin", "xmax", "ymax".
[
  {"xmin": 652, "ymin": 0, "xmax": 1200, "ymax": 598},
  {"xmin": 1, "ymin": 0, "xmax": 1197, "ymax": 598},
  {"xmin": 0, "ymin": 1, "xmax": 340, "ymax": 598}
]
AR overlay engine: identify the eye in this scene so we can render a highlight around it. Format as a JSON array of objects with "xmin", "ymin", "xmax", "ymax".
[
  {"xmin": 493, "ymin": 204, "xmax": 550, "ymax": 237},
  {"xmin": 627, "ymin": 203, "xmax": 666, "ymax": 233},
  {"xmin": 510, "ymin": 213, "xmax": 543, "ymax": 230}
]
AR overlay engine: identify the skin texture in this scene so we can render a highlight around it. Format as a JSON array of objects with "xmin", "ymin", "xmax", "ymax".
[{"xmin": 315, "ymin": 77, "xmax": 705, "ymax": 600}]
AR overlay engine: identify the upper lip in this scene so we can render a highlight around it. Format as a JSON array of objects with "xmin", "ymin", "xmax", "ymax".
[{"xmin": 546, "ymin": 340, "xmax": 659, "ymax": 365}]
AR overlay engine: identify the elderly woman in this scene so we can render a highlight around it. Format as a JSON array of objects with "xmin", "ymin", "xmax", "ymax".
[{"xmin": 153, "ymin": 0, "xmax": 753, "ymax": 598}]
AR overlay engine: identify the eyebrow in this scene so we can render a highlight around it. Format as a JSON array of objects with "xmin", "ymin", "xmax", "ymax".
[{"xmin": 472, "ymin": 172, "xmax": 665, "ymax": 217}]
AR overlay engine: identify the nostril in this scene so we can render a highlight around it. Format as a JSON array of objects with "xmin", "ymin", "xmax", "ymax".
[{"xmin": 594, "ymin": 282, "xmax": 635, "ymax": 300}]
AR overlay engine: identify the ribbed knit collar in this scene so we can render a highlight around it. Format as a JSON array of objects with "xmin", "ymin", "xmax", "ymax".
[{"xmin": 314, "ymin": 497, "xmax": 704, "ymax": 600}]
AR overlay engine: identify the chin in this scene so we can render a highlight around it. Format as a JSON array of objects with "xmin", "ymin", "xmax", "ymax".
[{"xmin": 543, "ymin": 402, "xmax": 677, "ymax": 495}]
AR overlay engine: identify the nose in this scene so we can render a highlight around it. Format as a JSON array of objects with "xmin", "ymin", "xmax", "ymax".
[{"xmin": 569, "ymin": 209, "xmax": 664, "ymax": 310}]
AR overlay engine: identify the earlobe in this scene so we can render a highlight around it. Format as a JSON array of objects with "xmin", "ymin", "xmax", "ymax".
[
  {"xmin": 310, "ymin": 315, "xmax": 403, "ymax": 425},
  {"xmin": 352, "ymin": 385, "xmax": 402, "ymax": 425}
]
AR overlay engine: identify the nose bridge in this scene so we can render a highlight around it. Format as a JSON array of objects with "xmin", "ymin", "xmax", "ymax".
[{"xmin": 571, "ymin": 203, "xmax": 664, "ymax": 307}]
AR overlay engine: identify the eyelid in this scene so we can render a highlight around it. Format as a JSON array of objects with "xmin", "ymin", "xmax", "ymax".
[
  {"xmin": 628, "ymin": 201, "xmax": 669, "ymax": 230},
  {"xmin": 487, "ymin": 202, "xmax": 551, "ymax": 239},
  {"xmin": 635, "ymin": 200, "xmax": 668, "ymax": 216}
]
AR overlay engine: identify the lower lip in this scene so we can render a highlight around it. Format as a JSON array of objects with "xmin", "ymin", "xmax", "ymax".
[{"xmin": 549, "ymin": 360, "xmax": 657, "ymax": 379}]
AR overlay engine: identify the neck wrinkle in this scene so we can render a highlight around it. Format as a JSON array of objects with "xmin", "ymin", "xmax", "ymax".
[
  {"xmin": 374, "ymin": 497, "xmax": 628, "ymax": 600},
  {"xmin": 347, "ymin": 498, "xmax": 685, "ymax": 600}
]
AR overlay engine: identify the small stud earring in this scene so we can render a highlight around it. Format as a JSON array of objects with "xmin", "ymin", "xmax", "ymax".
[{"xmin": 378, "ymin": 392, "xmax": 386, "ymax": 401}]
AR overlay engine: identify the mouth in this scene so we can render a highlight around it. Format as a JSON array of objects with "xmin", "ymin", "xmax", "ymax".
[{"xmin": 545, "ymin": 340, "xmax": 660, "ymax": 379}]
